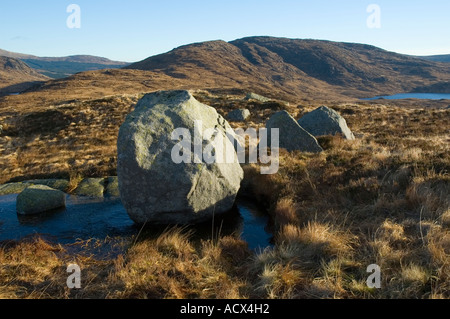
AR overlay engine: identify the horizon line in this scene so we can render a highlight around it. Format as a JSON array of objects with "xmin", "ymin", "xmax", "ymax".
[{"xmin": 2, "ymin": 36, "xmax": 450, "ymax": 63}]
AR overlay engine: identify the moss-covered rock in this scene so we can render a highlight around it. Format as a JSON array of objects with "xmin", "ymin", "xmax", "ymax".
[
  {"xmin": 16, "ymin": 185, "xmax": 66, "ymax": 215},
  {"xmin": 0, "ymin": 182, "xmax": 32, "ymax": 195},
  {"xmin": 25, "ymin": 179, "xmax": 70, "ymax": 192},
  {"xmin": 105, "ymin": 176, "xmax": 120, "ymax": 197},
  {"xmin": 74, "ymin": 178, "xmax": 105, "ymax": 197}
]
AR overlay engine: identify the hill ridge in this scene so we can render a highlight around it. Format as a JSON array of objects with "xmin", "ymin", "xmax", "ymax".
[{"xmin": 126, "ymin": 36, "xmax": 450, "ymax": 98}]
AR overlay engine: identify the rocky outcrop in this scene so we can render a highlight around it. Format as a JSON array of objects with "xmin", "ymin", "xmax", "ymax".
[
  {"xmin": 244, "ymin": 92, "xmax": 271, "ymax": 102},
  {"xmin": 265, "ymin": 111, "xmax": 323, "ymax": 153},
  {"xmin": 298, "ymin": 106, "xmax": 355, "ymax": 140},
  {"xmin": 117, "ymin": 90, "xmax": 244, "ymax": 225},
  {"xmin": 16, "ymin": 185, "xmax": 66, "ymax": 215},
  {"xmin": 227, "ymin": 109, "xmax": 251, "ymax": 122}
]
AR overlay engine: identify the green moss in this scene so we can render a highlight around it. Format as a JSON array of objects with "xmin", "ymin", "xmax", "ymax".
[
  {"xmin": 75, "ymin": 178, "xmax": 105, "ymax": 197},
  {"xmin": 0, "ymin": 183, "xmax": 32, "ymax": 195}
]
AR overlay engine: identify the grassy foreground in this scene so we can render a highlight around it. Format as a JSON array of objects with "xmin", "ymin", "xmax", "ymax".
[{"xmin": 0, "ymin": 93, "xmax": 448, "ymax": 299}]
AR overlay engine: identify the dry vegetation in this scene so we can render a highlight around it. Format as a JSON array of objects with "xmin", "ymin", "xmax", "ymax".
[{"xmin": 0, "ymin": 90, "xmax": 449, "ymax": 299}]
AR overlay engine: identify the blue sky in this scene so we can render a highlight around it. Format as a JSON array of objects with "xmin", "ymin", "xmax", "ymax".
[{"xmin": 1, "ymin": 0, "xmax": 449, "ymax": 62}]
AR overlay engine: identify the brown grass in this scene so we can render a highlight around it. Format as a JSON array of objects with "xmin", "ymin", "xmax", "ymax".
[{"xmin": 0, "ymin": 90, "xmax": 449, "ymax": 299}]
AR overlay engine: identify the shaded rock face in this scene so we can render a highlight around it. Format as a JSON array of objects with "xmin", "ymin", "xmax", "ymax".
[
  {"xmin": 117, "ymin": 90, "xmax": 244, "ymax": 225},
  {"xmin": 105, "ymin": 176, "xmax": 120, "ymax": 197},
  {"xmin": 298, "ymin": 106, "xmax": 355, "ymax": 140},
  {"xmin": 227, "ymin": 109, "xmax": 250, "ymax": 122},
  {"xmin": 265, "ymin": 111, "xmax": 323, "ymax": 153},
  {"xmin": 16, "ymin": 185, "xmax": 66, "ymax": 215}
]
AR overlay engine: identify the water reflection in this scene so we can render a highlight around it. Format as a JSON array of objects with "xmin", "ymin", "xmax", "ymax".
[{"xmin": 0, "ymin": 194, "xmax": 272, "ymax": 251}]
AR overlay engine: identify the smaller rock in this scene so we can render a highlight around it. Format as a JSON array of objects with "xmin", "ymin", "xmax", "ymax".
[
  {"xmin": 25, "ymin": 179, "xmax": 69, "ymax": 192},
  {"xmin": 244, "ymin": 92, "xmax": 271, "ymax": 103},
  {"xmin": 298, "ymin": 106, "xmax": 355, "ymax": 140},
  {"xmin": 0, "ymin": 124, "xmax": 3, "ymax": 135},
  {"xmin": 0, "ymin": 182, "xmax": 32, "ymax": 196},
  {"xmin": 16, "ymin": 185, "xmax": 66, "ymax": 215},
  {"xmin": 227, "ymin": 109, "xmax": 251, "ymax": 122},
  {"xmin": 105, "ymin": 176, "xmax": 120, "ymax": 197},
  {"xmin": 265, "ymin": 111, "xmax": 323, "ymax": 153},
  {"xmin": 75, "ymin": 178, "xmax": 105, "ymax": 197}
]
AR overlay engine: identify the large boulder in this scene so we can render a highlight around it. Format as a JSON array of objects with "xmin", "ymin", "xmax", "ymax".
[
  {"xmin": 227, "ymin": 109, "xmax": 251, "ymax": 122},
  {"xmin": 265, "ymin": 111, "xmax": 323, "ymax": 153},
  {"xmin": 298, "ymin": 106, "xmax": 355, "ymax": 140},
  {"xmin": 16, "ymin": 185, "xmax": 66, "ymax": 215},
  {"xmin": 117, "ymin": 90, "xmax": 244, "ymax": 225}
]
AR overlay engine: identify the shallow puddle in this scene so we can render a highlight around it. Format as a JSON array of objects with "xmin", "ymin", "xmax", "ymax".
[{"xmin": 0, "ymin": 194, "xmax": 272, "ymax": 253}]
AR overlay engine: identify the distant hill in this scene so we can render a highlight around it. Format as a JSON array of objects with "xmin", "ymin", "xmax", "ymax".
[
  {"xmin": 125, "ymin": 39, "xmax": 330, "ymax": 98},
  {"xmin": 418, "ymin": 54, "xmax": 450, "ymax": 63},
  {"xmin": 10, "ymin": 36, "xmax": 450, "ymax": 102},
  {"xmin": 0, "ymin": 56, "xmax": 49, "ymax": 95},
  {"xmin": 0, "ymin": 48, "xmax": 129, "ymax": 78},
  {"xmin": 0, "ymin": 48, "xmax": 34, "ymax": 60},
  {"xmin": 125, "ymin": 36, "xmax": 450, "ymax": 98}
]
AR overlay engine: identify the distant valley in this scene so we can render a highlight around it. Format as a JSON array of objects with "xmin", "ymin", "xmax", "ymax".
[{"xmin": 0, "ymin": 48, "xmax": 129, "ymax": 79}]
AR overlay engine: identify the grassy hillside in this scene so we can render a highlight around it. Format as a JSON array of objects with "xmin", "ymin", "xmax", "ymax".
[
  {"xmin": 0, "ymin": 56, "xmax": 49, "ymax": 95},
  {"xmin": 127, "ymin": 36, "xmax": 450, "ymax": 98}
]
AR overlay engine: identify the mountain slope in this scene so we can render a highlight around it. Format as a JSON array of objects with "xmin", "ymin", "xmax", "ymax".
[
  {"xmin": 125, "ymin": 40, "xmax": 337, "ymax": 99},
  {"xmin": 7, "ymin": 36, "xmax": 450, "ymax": 102},
  {"xmin": 0, "ymin": 56, "xmax": 49, "ymax": 95},
  {"xmin": 126, "ymin": 36, "xmax": 450, "ymax": 98},
  {"xmin": 231, "ymin": 37, "xmax": 446, "ymax": 86}
]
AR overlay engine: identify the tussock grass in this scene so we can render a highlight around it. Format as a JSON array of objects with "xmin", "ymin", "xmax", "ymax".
[{"xmin": 0, "ymin": 93, "xmax": 448, "ymax": 299}]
